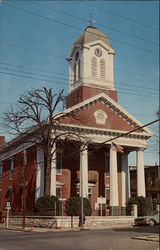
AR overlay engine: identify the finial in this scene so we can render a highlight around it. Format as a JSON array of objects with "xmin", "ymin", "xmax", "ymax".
[{"xmin": 89, "ymin": 13, "xmax": 96, "ymax": 27}]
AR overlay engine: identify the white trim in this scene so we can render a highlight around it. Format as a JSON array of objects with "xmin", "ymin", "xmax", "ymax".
[
  {"xmin": 56, "ymin": 181, "xmax": 64, "ymax": 187},
  {"xmin": 76, "ymin": 182, "xmax": 95, "ymax": 188},
  {"xmin": 59, "ymin": 198, "xmax": 66, "ymax": 201},
  {"xmin": 0, "ymin": 142, "xmax": 34, "ymax": 162},
  {"xmin": 59, "ymin": 123, "xmax": 150, "ymax": 138},
  {"xmin": 68, "ymin": 39, "xmax": 115, "ymax": 59},
  {"xmin": 59, "ymin": 92, "xmax": 152, "ymax": 136}
]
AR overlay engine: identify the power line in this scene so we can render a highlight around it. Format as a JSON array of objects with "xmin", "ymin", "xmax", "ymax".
[
  {"xmin": 30, "ymin": 1, "xmax": 158, "ymax": 46},
  {"xmin": 81, "ymin": 1, "xmax": 159, "ymax": 32},
  {"xmin": 0, "ymin": 70, "xmax": 158, "ymax": 99},
  {"xmin": 0, "ymin": 65, "xmax": 158, "ymax": 94},
  {"xmin": 115, "ymin": 68, "xmax": 158, "ymax": 80},
  {"xmin": 3, "ymin": 2, "xmax": 158, "ymax": 55},
  {"xmin": 0, "ymin": 41, "xmax": 64, "ymax": 60},
  {"xmin": 0, "ymin": 61, "xmax": 158, "ymax": 82},
  {"xmin": 101, "ymin": 118, "xmax": 160, "ymax": 145}
]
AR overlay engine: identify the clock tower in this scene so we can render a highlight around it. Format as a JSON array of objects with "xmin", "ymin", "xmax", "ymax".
[{"xmin": 66, "ymin": 26, "xmax": 117, "ymax": 108}]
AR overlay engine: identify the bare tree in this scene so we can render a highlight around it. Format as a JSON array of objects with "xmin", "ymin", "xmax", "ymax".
[{"xmin": 3, "ymin": 87, "xmax": 87, "ymax": 195}]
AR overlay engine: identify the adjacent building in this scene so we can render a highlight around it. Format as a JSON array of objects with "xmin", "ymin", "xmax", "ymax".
[{"xmin": 130, "ymin": 165, "xmax": 160, "ymax": 200}]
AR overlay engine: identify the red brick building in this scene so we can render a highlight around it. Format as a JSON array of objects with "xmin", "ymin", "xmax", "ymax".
[
  {"xmin": 130, "ymin": 165, "xmax": 160, "ymax": 200},
  {"xmin": 0, "ymin": 26, "xmax": 152, "ymax": 220}
]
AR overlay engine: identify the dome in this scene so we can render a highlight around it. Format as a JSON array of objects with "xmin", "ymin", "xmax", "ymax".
[{"xmin": 74, "ymin": 26, "xmax": 112, "ymax": 48}]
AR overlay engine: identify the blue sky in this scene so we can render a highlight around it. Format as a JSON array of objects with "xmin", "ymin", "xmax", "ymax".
[{"xmin": 0, "ymin": 0, "xmax": 159, "ymax": 165}]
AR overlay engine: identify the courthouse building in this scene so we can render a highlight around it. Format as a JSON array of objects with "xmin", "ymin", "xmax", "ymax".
[{"xmin": 0, "ymin": 26, "xmax": 152, "ymax": 219}]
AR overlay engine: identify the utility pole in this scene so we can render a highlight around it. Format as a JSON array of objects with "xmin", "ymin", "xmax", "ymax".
[{"xmin": 23, "ymin": 149, "xmax": 27, "ymax": 230}]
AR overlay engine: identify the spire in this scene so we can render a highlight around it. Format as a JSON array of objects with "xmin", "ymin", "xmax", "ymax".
[{"xmin": 88, "ymin": 13, "xmax": 96, "ymax": 27}]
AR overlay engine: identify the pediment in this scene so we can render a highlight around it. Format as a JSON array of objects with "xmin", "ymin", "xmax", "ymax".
[{"xmin": 58, "ymin": 93, "xmax": 152, "ymax": 137}]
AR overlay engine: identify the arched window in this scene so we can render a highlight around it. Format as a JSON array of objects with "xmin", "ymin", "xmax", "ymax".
[
  {"xmin": 74, "ymin": 63, "xmax": 76, "ymax": 83},
  {"xmin": 100, "ymin": 59, "xmax": 105, "ymax": 79},
  {"xmin": 91, "ymin": 57, "xmax": 97, "ymax": 78},
  {"xmin": 78, "ymin": 60, "xmax": 80, "ymax": 80}
]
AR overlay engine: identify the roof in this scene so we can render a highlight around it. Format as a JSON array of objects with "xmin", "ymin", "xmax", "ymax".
[
  {"xmin": 74, "ymin": 26, "xmax": 112, "ymax": 48},
  {"xmin": 59, "ymin": 92, "xmax": 153, "ymax": 137}
]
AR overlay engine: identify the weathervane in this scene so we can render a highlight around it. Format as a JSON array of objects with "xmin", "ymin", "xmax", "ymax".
[{"xmin": 89, "ymin": 13, "xmax": 96, "ymax": 27}]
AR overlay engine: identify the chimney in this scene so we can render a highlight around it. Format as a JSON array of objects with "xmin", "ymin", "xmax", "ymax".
[{"xmin": 0, "ymin": 136, "xmax": 5, "ymax": 148}]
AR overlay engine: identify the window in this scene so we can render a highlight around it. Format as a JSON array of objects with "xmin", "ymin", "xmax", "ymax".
[
  {"xmin": 88, "ymin": 187, "xmax": 92, "ymax": 202},
  {"xmin": 106, "ymin": 186, "xmax": 110, "ymax": 210},
  {"xmin": 74, "ymin": 60, "xmax": 80, "ymax": 83},
  {"xmin": 105, "ymin": 153, "xmax": 109, "ymax": 176},
  {"xmin": 0, "ymin": 164, "xmax": 2, "ymax": 182},
  {"xmin": 56, "ymin": 187, "xmax": 62, "ymax": 199},
  {"xmin": 77, "ymin": 184, "xmax": 94, "ymax": 202},
  {"xmin": 78, "ymin": 59, "xmax": 80, "ymax": 80},
  {"xmin": 151, "ymin": 172, "xmax": 155, "ymax": 187},
  {"xmin": 100, "ymin": 59, "xmax": 105, "ymax": 79},
  {"xmin": 145, "ymin": 172, "xmax": 148, "ymax": 188},
  {"xmin": 10, "ymin": 159, "xmax": 14, "ymax": 180},
  {"xmin": 56, "ymin": 152, "xmax": 62, "ymax": 174},
  {"xmin": 74, "ymin": 63, "xmax": 76, "ymax": 83},
  {"xmin": 91, "ymin": 57, "xmax": 97, "ymax": 78}
]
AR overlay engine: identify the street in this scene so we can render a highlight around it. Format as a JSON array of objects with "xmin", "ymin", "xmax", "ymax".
[{"xmin": 0, "ymin": 226, "xmax": 159, "ymax": 250}]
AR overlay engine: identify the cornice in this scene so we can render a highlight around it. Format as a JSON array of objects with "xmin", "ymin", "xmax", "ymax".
[
  {"xmin": 57, "ymin": 123, "xmax": 151, "ymax": 140},
  {"xmin": 60, "ymin": 93, "xmax": 152, "ymax": 136}
]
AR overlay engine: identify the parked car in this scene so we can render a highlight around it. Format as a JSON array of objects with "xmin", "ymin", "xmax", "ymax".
[{"xmin": 134, "ymin": 211, "xmax": 159, "ymax": 226}]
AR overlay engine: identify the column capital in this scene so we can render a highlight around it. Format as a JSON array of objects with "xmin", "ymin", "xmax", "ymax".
[
  {"xmin": 136, "ymin": 148, "xmax": 145, "ymax": 152},
  {"xmin": 80, "ymin": 143, "xmax": 88, "ymax": 151}
]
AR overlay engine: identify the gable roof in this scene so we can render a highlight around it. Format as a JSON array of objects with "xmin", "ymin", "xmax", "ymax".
[{"xmin": 59, "ymin": 93, "xmax": 152, "ymax": 137}]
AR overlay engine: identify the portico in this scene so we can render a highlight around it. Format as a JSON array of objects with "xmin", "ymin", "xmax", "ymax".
[{"xmin": 34, "ymin": 25, "xmax": 152, "ymax": 216}]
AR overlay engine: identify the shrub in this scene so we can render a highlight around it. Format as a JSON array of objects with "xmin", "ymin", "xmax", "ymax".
[
  {"xmin": 152, "ymin": 198, "xmax": 160, "ymax": 210},
  {"xmin": 35, "ymin": 195, "xmax": 61, "ymax": 215},
  {"xmin": 65, "ymin": 197, "xmax": 92, "ymax": 216},
  {"xmin": 126, "ymin": 196, "xmax": 153, "ymax": 216}
]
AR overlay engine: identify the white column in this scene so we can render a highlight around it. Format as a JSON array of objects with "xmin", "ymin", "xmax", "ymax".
[
  {"xmin": 122, "ymin": 153, "xmax": 130, "ymax": 204},
  {"xmin": 109, "ymin": 147, "xmax": 119, "ymax": 215},
  {"xmin": 121, "ymin": 156, "xmax": 126, "ymax": 209},
  {"xmin": 35, "ymin": 148, "xmax": 44, "ymax": 201},
  {"xmin": 50, "ymin": 144, "xmax": 56, "ymax": 196},
  {"xmin": 137, "ymin": 148, "xmax": 146, "ymax": 197},
  {"xmin": 80, "ymin": 145, "xmax": 88, "ymax": 198}
]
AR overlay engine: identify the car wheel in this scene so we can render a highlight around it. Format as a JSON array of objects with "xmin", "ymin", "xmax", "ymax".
[{"xmin": 149, "ymin": 219, "xmax": 155, "ymax": 226}]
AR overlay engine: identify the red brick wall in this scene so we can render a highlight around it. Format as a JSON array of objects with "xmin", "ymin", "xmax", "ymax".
[
  {"xmin": 66, "ymin": 85, "xmax": 117, "ymax": 108},
  {"xmin": 60, "ymin": 148, "xmax": 123, "ymax": 216},
  {"xmin": 0, "ymin": 136, "xmax": 5, "ymax": 148},
  {"xmin": 0, "ymin": 146, "xmax": 36, "ymax": 221},
  {"xmin": 0, "ymin": 143, "xmax": 123, "ymax": 219},
  {"xmin": 60, "ymin": 101, "xmax": 134, "ymax": 132}
]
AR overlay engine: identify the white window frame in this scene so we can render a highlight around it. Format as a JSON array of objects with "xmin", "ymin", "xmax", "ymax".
[
  {"xmin": 10, "ymin": 158, "xmax": 14, "ymax": 180},
  {"xmin": 106, "ymin": 184, "xmax": 110, "ymax": 210},
  {"xmin": 56, "ymin": 151, "xmax": 63, "ymax": 175},
  {"xmin": 0, "ymin": 163, "xmax": 3, "ymax": 182}
]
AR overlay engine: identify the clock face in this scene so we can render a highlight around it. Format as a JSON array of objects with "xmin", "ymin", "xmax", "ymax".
[{"xmin": 95, "ymin": 48, "xmax": 102, "ymax": 57}]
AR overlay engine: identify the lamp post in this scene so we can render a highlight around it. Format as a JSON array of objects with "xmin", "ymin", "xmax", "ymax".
[
  {"xmin": 80, "ymin": 181, "xmax": 84, "ymax": 230},
  {"xmin": 80, "ymin": 146, "xmax": 84, "ymax": 231}
]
